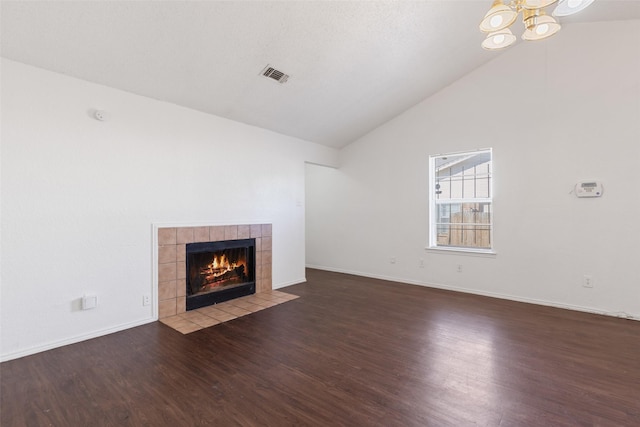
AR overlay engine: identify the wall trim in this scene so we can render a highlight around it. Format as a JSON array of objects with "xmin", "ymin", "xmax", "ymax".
[
  {"xmin": 275, "ymin": 277, "xmax": 307, "ymax": 289},
  {"xmin": 0, "ymin": 317, "xmax": 156, "ymax": 362},
  {"xmin": 306, "ymin": 264, "xmax": 639, "ymax": 322}
]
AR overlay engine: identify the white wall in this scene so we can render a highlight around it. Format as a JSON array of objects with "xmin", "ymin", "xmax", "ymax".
[
  {"xmin": 307, "ymin": 20, "xmax": 640, "ymax": 319},
  {"xmin": 1, "ymin": 59, "xmax": 338, "ymax": 361}
]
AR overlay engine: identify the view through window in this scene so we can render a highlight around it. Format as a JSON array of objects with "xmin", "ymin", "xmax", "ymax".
[{"xmin": 429, "ymin": 149, "xmax": 493, "ymax": 251}]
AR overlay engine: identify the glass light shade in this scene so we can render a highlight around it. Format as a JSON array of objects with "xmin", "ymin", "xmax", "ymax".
[
  {"xmin": 553, "ymin": 0, "xmax": 595, "ymax": 17},
  {"xmin": 479, "ymin": 1, "xmax": 518, "ymax": 33},
  {"xmin": 522, "ymin": 0, "xmax": 559, "ymax": 10},
  {"xmin": 481, "ymin": 29, "xmax": 517, "ymax": 50},
  {"xmin": 522, "ymin": 14, "xmax": 561, "ymax": 40}
]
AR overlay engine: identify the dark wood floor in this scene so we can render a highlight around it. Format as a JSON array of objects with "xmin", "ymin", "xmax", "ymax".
[{"xmin": 2, "ymin": 269, "xmax": 639, "ymax": 426}]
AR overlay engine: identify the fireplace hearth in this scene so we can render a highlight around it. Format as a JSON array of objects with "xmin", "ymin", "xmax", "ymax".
[{"xmin": 186, "ymin": 239, "xmax": 256, "ymax": 310}]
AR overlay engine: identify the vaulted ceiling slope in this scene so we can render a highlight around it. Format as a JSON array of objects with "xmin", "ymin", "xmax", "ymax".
[{"xmin": 2, "ymin": 1, "xmax": 639, "ymax": 148}]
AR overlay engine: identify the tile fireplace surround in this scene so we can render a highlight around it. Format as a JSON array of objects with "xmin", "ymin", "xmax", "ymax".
[{"xmin": 157, "ymin": 224, "xmax": 272, "ymax": 319}]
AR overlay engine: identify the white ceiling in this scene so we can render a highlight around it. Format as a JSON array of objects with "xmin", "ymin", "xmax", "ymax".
[{"xmin": 2, "ymin": 0, "xmax": 639, "ymax": 148}]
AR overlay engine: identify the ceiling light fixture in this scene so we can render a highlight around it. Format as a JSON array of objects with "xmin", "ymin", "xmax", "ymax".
[{"xmin": 479, "ymin": 0, "xmax": 596, "ymax": 50}]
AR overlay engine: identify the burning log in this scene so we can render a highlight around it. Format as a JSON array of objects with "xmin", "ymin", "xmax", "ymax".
[{"xmin": 205, "ymin": 264, "xmax": 245, "ymax": 283}]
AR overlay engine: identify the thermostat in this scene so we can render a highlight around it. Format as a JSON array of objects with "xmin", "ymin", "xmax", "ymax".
[{"xmin": 575, "ymin": 181, "xmax": 603, "ymax": 198}]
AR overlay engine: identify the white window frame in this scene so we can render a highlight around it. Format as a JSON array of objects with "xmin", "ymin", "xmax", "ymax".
[{"xmin": 428, "ymin": 148, "xmax": 494, "ymax": 254}]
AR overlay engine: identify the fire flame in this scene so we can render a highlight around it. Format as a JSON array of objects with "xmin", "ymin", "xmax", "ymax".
[{"xmin": 205, "ymin": 254, "xmax": 238, "ymax": 278}]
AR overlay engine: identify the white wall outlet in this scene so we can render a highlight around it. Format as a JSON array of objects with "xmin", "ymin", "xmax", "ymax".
[
  {"xmin": 143, "ymin": 294, "xmax": 151, "ymax": 306},
  {"xmin": 456, "ymin": 264, "xmax": 463, "ymax": 273},
  {"xmin": 390, "ymin": 257, "xmax": 396, "ymax": 264},
  {"xmin": 583, "ymin": 275, "xmax": 594, "ymax": 288},
  {"xmin": 419, "ymin": 258, "xmax": 425, "ymax": 268},
  {"xmin": 81, "ymin": 295, "xmax": 98, "ymax": 310}
]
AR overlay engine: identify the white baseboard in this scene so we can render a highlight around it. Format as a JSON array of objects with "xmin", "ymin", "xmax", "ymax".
[
  {"xmin": 305, "ymin": 264, "xmax": 639, "ymax": 321},
  {"xmin": 273, "ymin": 277, "xmax": 307, "ymax": 289},
  {"xmin": 1, "ymin": 317, "xmax": 157, "ymax": 362}
]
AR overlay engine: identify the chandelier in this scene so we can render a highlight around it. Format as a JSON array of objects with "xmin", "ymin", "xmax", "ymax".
[{"xmin": 479, "ymin": 0, "xmax": 596, "ymax": 50}]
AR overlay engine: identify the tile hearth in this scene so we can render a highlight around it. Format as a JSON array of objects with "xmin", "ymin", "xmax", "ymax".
[{"xmin": 159, "ymin": 290, "xmax": 298, "ymax": 334}]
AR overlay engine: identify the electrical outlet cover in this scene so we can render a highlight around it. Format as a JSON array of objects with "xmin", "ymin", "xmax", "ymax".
[{"xmin": 82, "ymin": 295, "xmax": 98, "ymax": 310}]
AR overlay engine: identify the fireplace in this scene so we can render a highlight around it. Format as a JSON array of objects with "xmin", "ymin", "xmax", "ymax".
[
  {"xmin": 186, "ymin": 239, "xmax": 256, "ymax": 311},
  {"xmin": 156, "ymin": 224, "xmax": 272, "ymax": 319}
]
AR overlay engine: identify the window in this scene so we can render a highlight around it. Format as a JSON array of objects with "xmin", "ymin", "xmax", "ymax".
[{"xmin": 429, "ymin": 149, "xmax": 493, "ymax": 252}]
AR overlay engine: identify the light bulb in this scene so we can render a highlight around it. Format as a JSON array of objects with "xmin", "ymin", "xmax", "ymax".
[
  {"xmin": 482, "ymin": 28, "xmax": 516, "ymax": 50},
  {"xmin": 490, "ymin": 15, "xmax": 503, "ymax": 28},
  {"xmin": 536, "ymin": 24, "xmax": 550, "ymax": 35}
]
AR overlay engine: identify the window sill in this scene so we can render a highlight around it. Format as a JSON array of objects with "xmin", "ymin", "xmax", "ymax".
[{"xmin": 424, "ymin": 246, "xmax": 497, "ymax": 258}]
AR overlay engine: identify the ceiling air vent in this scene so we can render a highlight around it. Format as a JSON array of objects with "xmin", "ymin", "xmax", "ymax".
[{"xmin": 261, "ymin": 65, "xmax": 290, "ymax": 84}]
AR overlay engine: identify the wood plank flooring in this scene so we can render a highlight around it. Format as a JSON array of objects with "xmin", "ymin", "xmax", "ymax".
[{"xmin": 2, "ymin": 268, "xmax": 639, "ymax": 426}]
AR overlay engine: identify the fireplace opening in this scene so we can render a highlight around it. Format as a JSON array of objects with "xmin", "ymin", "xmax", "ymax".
[{"xmin": 186, "ymin": 238, "xmax": 256, "ymax": 311}]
